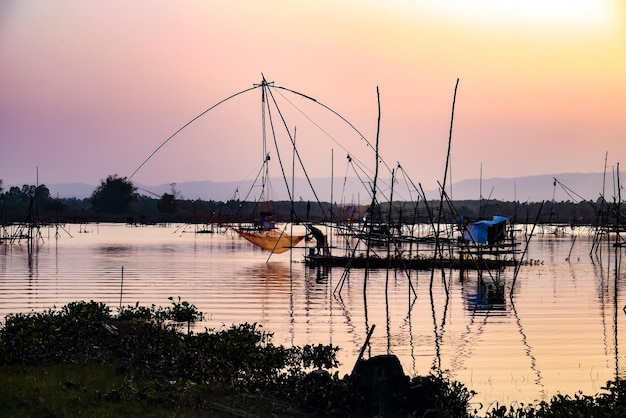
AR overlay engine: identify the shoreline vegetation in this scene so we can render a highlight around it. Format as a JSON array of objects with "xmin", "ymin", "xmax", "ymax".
[
  {"xmin": 1, "ymin": 300, "xmax": 625, "ymax": 417},
  {"xmin": 0, "ymin": 180, "xmax": 606, "ymax": 226}
]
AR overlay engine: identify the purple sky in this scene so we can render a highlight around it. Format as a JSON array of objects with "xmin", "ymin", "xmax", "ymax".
[{"xmin": 2, "ymin": 1, "xmax": 626, "ymax": 192}]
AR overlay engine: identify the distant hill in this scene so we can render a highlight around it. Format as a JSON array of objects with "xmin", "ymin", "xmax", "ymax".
[
  {"xmin": 443, "ymin": 172, "xmax": 609, "ymax": 202},
  {"xmin": 5, "ymin": 172, "xmax": 612, "ymax": 202}
]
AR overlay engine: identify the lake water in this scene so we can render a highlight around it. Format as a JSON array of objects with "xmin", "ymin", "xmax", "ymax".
[{"xmin": 1, "ymin": 222, "xmax": 625, "ymax": 412}]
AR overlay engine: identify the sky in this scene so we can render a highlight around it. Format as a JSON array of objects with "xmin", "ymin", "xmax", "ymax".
[{"xmin": 2, "ymin": 1, "xmax": 626, "ymax": 196}]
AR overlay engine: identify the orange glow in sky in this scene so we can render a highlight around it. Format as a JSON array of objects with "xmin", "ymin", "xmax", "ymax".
[{"xmin": 1, "ymin": 1, "xmax": 625, "ymax": 194}]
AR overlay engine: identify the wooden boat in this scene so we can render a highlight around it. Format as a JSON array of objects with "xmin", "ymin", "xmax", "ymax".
[
  {"xmin": 303, "ymin": 211, "xmax": 522, "ymax": 271},
  {"xmin": 304, "ymin": 251, "xmax": 516, "ymax": 270}
]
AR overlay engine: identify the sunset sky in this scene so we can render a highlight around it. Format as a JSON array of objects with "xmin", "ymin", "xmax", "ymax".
[{"xmin": 2, "ymin": 1, "xmax": 625, "ymax": 196}]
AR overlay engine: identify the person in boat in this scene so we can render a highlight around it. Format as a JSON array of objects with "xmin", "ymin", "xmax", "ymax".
[{"xmin": 307, "ymin": 224, "xmax": 331, "ymax": 256}]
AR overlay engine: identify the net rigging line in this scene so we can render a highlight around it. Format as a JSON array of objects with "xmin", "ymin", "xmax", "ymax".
[
  {"xmin": 127, "ymin": 77, "xmax": 391, "ymax": 218},
  {"xmin": 553, "ymin": 177, "xmax": 593, "ymax": 203},
  {"xmin": 271, "ymin": 84, "xmax": 396, "ymax": 187},
  {"xmin": 128, "ymin": 85, "xmax": 260, "ymax": 181},
  {"xmin": 264, "ymin": 80, "xmax": 395, "ymax": 223}
]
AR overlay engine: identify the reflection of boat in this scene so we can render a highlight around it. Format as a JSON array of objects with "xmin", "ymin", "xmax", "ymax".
[
  {"xmin": 240, "ymin": 261, "xmax": 293, "ymax": 280},
  {"xmin": 234, "ymin": 227, "xmax": 306, "ymax": 254},
  {"xmin": 466, "ymin": 281, "xmax": 506, "ymax": 313},
  {"xmin": 463, "ymin": 270, "xmax": 507, "ymax": 314}
]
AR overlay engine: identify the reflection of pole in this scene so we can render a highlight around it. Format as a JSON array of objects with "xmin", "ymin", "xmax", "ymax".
[
  {"xmin": 119, "ymin": 266, "xmax": 124, "ymax": 308},
  {"xmin": 430, "ymin": 284, "xmax": 440, "ymax": 372},
  {"xmin": 566, "ymin": 236, "xmax": 577, "ymax": 262},
  {"xmin": 615, "ymin": 164, "xmax": 622, "ymax": 378},
  {"xmin": 290, "ymin": 260, "xmax": 295, "ymax": 347},
  {"xmin": 328, "ymin": 267, "xmax": 333, "ymax": 348},
  {"xmin": 430, "ymin": 270, "xmax": 450, "ymax": 375},
  {"xmin": 406, "ymin": 292, "xmax": 418, "ymax": 374},
  {"xmin": 511, "ymin": 201, "xmax": 545, "ymax": 297},
  {"xmin": 510, "ymin": 294, "xmax": 544, "ymax": 392},
  {"xmin": 614, "ymin": 248, "xmax": 620, "ymax": 380},
  {"xmin": 385, "ymin": 271, "xmax": 391, "ymax": 354},
  {"xmin": 290, "ymin": 129, "xmax": 295, "ymax": 269}
]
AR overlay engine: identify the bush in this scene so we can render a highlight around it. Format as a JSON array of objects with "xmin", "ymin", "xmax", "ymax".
[{"xmin": 1, "ymin": 299, "xmax": 564, "ymax": 417}]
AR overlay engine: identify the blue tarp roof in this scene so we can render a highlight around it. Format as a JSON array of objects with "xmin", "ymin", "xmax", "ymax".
[{"xmin": 463, "ymin": 216, "xmax": 509, "ymax": 244}]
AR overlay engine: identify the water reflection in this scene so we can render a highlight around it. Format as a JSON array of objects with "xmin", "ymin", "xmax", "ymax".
[
  {"xmin": 463, "ymin": 270, "xmax": 506, "ymax": 315},
  {"xmin": 27, "ymin": 243, "xmax": 40, "ymax": 280},
  {"xmin": 306, "ymin": 264, "xmax": 331, "ymax": 285},
  {"xmin": 98, "ymin": 245, "xmax": 133, "ymax": 253},
  {"xmin": 239, "ymin": 261, "xmax": 292, "ymax": 281},
  {"xmin": 510, "ymin": 297, "xmax": 544, "ymax": 394},
  {"xmin": 1, "ymin": 224, "xmax": 626, "ymax": 412},
  {"xmin": 613, "ymin": 249, "xmax": 622, "ymax": 381},
  {"xmin": 430, "ymin": 269, "xmax": 450, "ymax": 373}
]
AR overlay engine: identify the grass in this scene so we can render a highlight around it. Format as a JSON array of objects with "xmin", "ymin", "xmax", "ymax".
[
  {"xmin": 0, "ymin": 363, "xmax": 300, "ymax": 417},
  {"xmin": 0, "ymin": 364, "xmax": 197, "ymax": 417}
]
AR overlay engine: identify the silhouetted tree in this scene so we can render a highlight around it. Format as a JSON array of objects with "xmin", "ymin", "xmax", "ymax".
[
  {"xmin": 157, "ymin": 193, "xmax": 177, "ymax": 213},
  {"xmin": 0, "ymin": 183, "xmax": 56, "ymax": 220},
  {"xmin": 90, "ymin": 175, "xmax": 138, "ymax": 213},
  {"xmin": 33, "ymin": 185, "xmax": 54, "ymax": 210}
]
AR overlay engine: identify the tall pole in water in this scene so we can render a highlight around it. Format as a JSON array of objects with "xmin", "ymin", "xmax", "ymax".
[
  {"xmin": 363, "ymin": 86, "xmax": 382, "ymax": 297},
  {"xmin": 431, "ymin": 78, "xmax": 459, "ymax": 291},
  {"xmin": 330, "ymin": 149, "xmax": 334, "ymax": 251}
]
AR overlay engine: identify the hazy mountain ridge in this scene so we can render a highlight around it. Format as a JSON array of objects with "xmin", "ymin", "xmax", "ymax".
[
  {"xmin": 447, "ymin": 172, "xmax": 609, "ymax": 202},
  {"xmin": 5, "ymin": 172, "xmax": 610, "ymax": 202}
]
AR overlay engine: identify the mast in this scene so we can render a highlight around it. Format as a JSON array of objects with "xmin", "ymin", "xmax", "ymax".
[
  {"xmin": 261, "ymin": 77, "xmax": 269, "ymax": 202},
  {"xmin": 330, "ymin": 149, "xmax": 334, "ymax": 250}
]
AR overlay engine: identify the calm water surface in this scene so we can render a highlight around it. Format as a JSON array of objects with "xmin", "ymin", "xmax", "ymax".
[{"xmin": 1, "ymin": 223, "xmax": 625, "ymax": 412}]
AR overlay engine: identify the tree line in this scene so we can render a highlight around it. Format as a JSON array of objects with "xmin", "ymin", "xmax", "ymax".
[{"xmin": 0, "ymin": 175, "xmax": 613, "ymax": 226}]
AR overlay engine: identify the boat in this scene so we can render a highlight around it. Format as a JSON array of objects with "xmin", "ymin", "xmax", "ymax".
[
  {"xmin": 304, "ymin": 245, "xmax": 516, "ymax": 270},
  {"xmin": 303, "ymin": 215, "xmax": 519, "ymax": 271}
]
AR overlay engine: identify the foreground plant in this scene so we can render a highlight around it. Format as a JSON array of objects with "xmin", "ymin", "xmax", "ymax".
[
  {"xmin": 0, "ymin": 300, "xmax": 510, "ymax": 416},
  {"xmin": 0, "ymin": 300, "xmax": 345, "ymax": 415},
  {"xmin": 484, "ymin": 379, "xmax": 626, "ymax": 418}
]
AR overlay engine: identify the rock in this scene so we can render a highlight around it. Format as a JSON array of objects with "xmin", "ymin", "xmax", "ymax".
[{"xmin": 349, "ymin": 354, "xmax": 409, "ymax": 417}]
